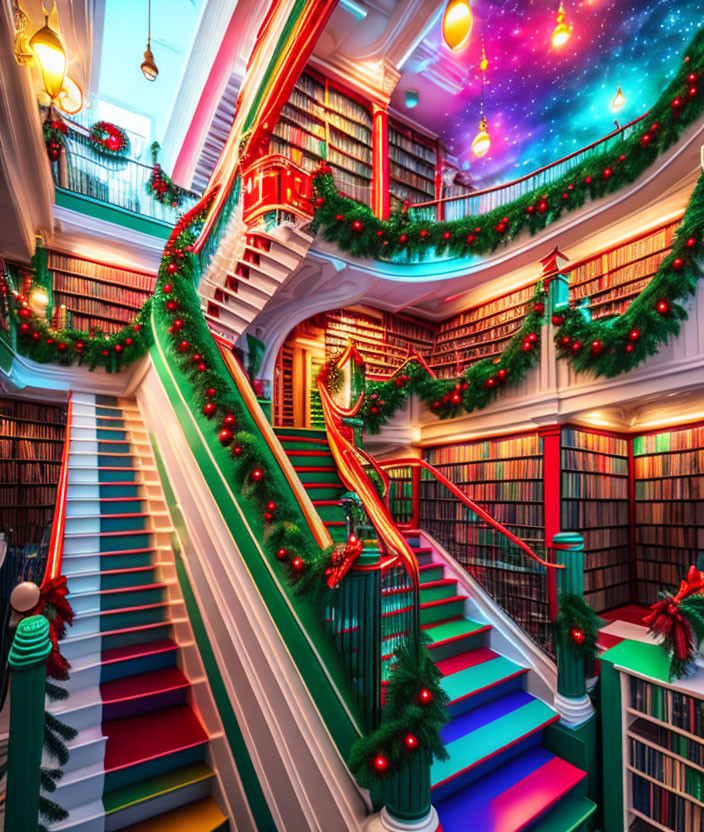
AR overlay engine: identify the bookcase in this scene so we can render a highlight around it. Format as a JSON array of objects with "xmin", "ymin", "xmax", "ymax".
[
  {"xmin": 633, "ymin": 424, "xmax": 704, "ymax": 606},
  {"xmin": 0, "ymin": 396, "xmax": 66, "ymax": 548},
  {"xmin": 273, "ymin": 72, "xmax": 374, "ymax": 206},
  {"xmin": 569, "ymin": 221, "xmax": 680, "ymax": 320},
  {"xmin": 431, "ymin": 283, "xmax": 538, "ymax": 378},
  {"xmin": 388, "ymin": 120, "xmax": 437, "ymax": 208},
  {"xmin": 317, "ymin": 306, "xmax": 435, "ymax": 380},
  {"xmin": 561, "ymin": 427, "xmax": 631, "ymax": 611},
  {"xmin": 48, "ymin": 251, "xmax": 156, "ymax": 335},
  {"xmin": 274, "ymin": 343, "xmax": 295, "ymax": 427}
]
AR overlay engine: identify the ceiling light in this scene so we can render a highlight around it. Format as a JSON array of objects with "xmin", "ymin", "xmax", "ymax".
[
  {"xmin": 611, "ymin": 83, "xmax": 626, "ymax": 112},
  {"xmin": 551, "ymin": 1, "xmax": 571, "ymax": 49},
  {"xmin": 29, "ymin": 15, "xmax": 67, "ymax": 100},
  {"xmin": 443, "ymin": 0, "xmax": 473, "ymax": 51},
  {"xmin": 471, "ymin": 116, "xmax": 490, "ymax": 158},
  {"xmin": 141, "ymin": 0, "xmax": 158, "ymax": 81}
]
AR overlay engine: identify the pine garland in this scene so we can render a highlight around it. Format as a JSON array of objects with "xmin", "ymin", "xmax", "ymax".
[
  {"xmin": 348, "ymin": 640, "xmax": 449, "ymax": 787},
  {"xmin": 360, "ymin": 287, "xmax": 546, "ymax": 431},
  {"xmin": 146, "ymin": 143, "xmax": 198, "ymax": 208},
  {"xmin": 43, "ymin": 118, "xmax": 67, "ymax": 162},
  {"xmin": 311, "ymin": 28, "xmax": 704, "ymax": 264},
  {"xmin": 552, "ymin": 592, "xmax": 601, "ymax": 665},
  {"xmin": 553, "ymin": 169, "xmax": 704, "ymax": 377}
]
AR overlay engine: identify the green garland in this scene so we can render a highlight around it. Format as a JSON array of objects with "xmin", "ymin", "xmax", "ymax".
[
  {"xmin": 552, "ymin": 592, "xmax": 601, "ymax": 665},
  {"xmin": 348, "ymin": 640, "xmax": 449, "ymax": 787},
  {"xmin": 311, "ymin": 28, "xmax": 704, "ymax": 264},
  {"xmin": 553, "ymin": 169, "xmax": 704, "ymax": 377},
  {"xmin": 360, "ymin": 286, "xmax": 546, "ymax": 431},
  {"xmin": 146, "ymin": 143, "xmax": 198, "ymax": 208}
]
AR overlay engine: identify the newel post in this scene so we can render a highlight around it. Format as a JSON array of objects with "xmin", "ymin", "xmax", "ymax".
[
  {"xmin": 4, "ymin": 615, "xmax": 52, "ymax": 832},
  {"xmin": 551, "ymin": 532, "xmax": 595, "ymax": 726}
]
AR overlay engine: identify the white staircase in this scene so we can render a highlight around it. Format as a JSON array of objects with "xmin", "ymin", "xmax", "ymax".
[{"xmin": 197, "ymin": 204, "xmax": 314, "ymax": 345}]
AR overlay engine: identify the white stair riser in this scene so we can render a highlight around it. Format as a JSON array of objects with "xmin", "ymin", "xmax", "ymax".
[
  {"xmin": 50, "ymin": 701, "xmax": 102, "ymax": 733},
  {"xmin": 63, "ymin": 663, "xmax": 102, "ymax": 694},
  {"xmin": 64, "ymin": 555, "xmax": 102, "ymax": 577},
  {"xmin": 67, "ymin": 573, "xmax": 101, "ymax": 595},
  {"xmin": 67, "ymin": 613, "xmax": 102, "ymax": 638},
  {"xmin": 54, "ymin": 769, "xmax": 105, "ymax": 811},
  {"xmin": 67, "ymin": 500, "xmax": 102, "ymax": 517},
  {"xmin": 71, "ymin": 441, "xmax": 99, "ymax": 454},
  {"xmin": 49, "ymin": 803, "xmax": 106, "ymax": 832},
  {"xmin": 71, "ymin": 427, "xmax": 99, "ymax": 442},
  {"xmin": 48, "ymin": 735, "xmax": 106, "ymax": 774},
  {"xmin": 66, "ymin": 517, "xmax": 101, "ymax": 535},
  {"xmin": 66, "ymin": 592, "xmax": 102, "ymax": 615},
  {"xmin": 64, "ymin": 535, "xmax": 102, "ymax": 555},
  {"xmin": 69, "ymin": 469, "xmax": 101, "ymax": 485},
  {"xmin": 67, "ymin": 484, "xmax": 101, "ymax": 500},
  {"xmin": 61, "ymin": 633, "xmax": 102, "ymax": 662}
]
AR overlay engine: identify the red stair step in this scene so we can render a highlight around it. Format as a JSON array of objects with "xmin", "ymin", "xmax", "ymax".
[
  {"xmin": 102, "ymin": 639, "xmax": 178, "ymax": 666},
  {"xmin": 284, "ymin": 450, "xmax": 331, "ymax": 457},
  {"xmin": 293, "ymin": 465, "xmax": 337, "ymax": 473},
  {"xmin": 101, "ymin": 667, "xmax": 189, "ymax": 705},
  {"xmin": 435, "ymin": 647, "xmax": 500, "ymax": 678},
  {"xmin": 103, "ymin": 705, "xmax": 208, "ymax": 771}
]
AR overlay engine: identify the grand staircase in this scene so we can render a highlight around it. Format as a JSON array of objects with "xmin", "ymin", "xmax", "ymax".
[
  {"xmin": 273, "ymin": 426, "xmax": 348, "ymax": 544},
  {"xmin": 405, "ymin": 530, "xmax": 597, "ymax": 832},
  {"xmin": 49, "ymin": 393, "xmax": 227, "ymax": 832},
  {"xmin": 198, "ymin": 207, "xmax": 313, "ymax": 345}
]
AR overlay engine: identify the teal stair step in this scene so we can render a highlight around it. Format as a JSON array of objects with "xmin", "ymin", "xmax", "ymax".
[
  {"xmin": 102, "ymin": 514, "xmax": 149, "ymax": 533},
  {"xmin": 424, "ymin": 616, "xmax": 492, "ymax": 660},
  {"xmin": 420, "ymin": 596, "xmax": 465, "ymax": 625},
  {"xmin": 441, "ymin": 654, "xmax": 528, "ymax": 714},
  {"xmin": 419, "ymin": 579, "xmax": 458, "ymax": 604},
  {"xmin": 530, "ymin": 795, "xmax": 597, "ymax": 832},
  {"xmin": 419, "ymin": 564, "xmax": 445, "ymax": 584},
  {"xmin": 102, "ymin": 623, "xmax": 173, "ymax": 653},
  {"xmin": 294, "ymin": 467, "xmax": 341, "ymax": 484}
]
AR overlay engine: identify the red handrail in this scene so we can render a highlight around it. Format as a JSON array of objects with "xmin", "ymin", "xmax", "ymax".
[
  {"xmin": 379, "ymin": 457, "xmax": 563, "ymax": 572},
  {"xmin": 42, "ymin": 393, "xmax": 72, "ymax": 586},
  {"xmin": 408, "ymin": 113, "xmax": 649, "ymax": 212}
]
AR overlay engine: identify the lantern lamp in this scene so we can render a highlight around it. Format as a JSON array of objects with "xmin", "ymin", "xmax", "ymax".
[
  {"xmin": 29, "ymin": 15, "xmax": 67, "ymax": 101},
  {"xmin": 551, "ymin": 1, "xmax": 571, "ymax": 49},
  {"xmin": 442, "ymin": 0, "xmax": 473, "ymax": 51}
]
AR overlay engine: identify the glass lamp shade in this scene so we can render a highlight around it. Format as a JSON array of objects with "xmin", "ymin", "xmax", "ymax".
[
  {"xmin": 471, "ymin": 117, "xmax": 491, "ymax": 158},
  {"xmin": 56, "ymin": 75, "xmax": 83, "ymax": 114},
  {"xmin": 141, "ymin": 45, "xmax": 158, "ymax": 81},
  {"xmin": 611, "ymin": 84, "xmax": 626, "ymax": 112},
  {"xmin": 29, "ymin": 17, "xmax": 67, "ymax": 100},
  {"xmin": 442, "ymin": 0, "xmax": 472, "ymax": 51}
]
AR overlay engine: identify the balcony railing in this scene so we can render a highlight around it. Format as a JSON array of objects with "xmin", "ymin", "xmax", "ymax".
[
  {"xmin": 51, "ymin": 129, "xmax": 200, "ymax": 225},
  {"xmin": 408, "ymin": 114, "xmax": 648, "ymax": 223}
]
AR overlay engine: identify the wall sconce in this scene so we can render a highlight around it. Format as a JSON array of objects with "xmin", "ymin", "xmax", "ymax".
[{"xmin": 29, "ymin": 15, "xmax": 68, "ymax": 101}]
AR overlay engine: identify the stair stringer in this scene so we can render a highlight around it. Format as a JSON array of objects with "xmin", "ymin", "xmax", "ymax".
[
  {"xmin": 412, "ymin": 529, "xmax": 558, "ymax": 704},
  {"xmin": 136, "ymin": 358, "xmax": 370, "ymax": 832}
]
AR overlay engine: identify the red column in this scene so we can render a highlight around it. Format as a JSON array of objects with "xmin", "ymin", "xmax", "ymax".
[
  {"xmin": 539, "ymin": 424, "xmax": 562, "ymax": 618},
  {"xmin": 371, "ymin": 103, "xmax": 389, "ymax": 220}
]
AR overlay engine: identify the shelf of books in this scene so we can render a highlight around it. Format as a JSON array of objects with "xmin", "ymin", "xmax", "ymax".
[
  {"xmin": 431, "ymin": 283, "xmax": 538, "ymax": 378},
  {"xmin": 420, "ymin": 435, "xmax": 552, "ymax": 648},
  {"xmin": 627, "ymin": 673, "xmax": 704, "ymax": 831},
  {"xmin": 48, "ymin": 251, "xmax": 156, "ymax": 335},
  {"xmin": 561, "ymin": 427, "xmax": 631, "ymax": 611},
  {"xmin": 633, "ymin": 424, "xmax": 704, "ymax": 606},
  {"xmin": 388, "ymin": 120, "xmax": 437, "ymax": 208},
  {"xmin": 273, "ymin": 72, "xmax": 373, "ymax": 205},
  {"xmin": 317, "ymin": 306, "xmax": 434, "ymax": 380},
  {"xmin": 568, "ymin": 220, "xmax": 680, "ymax": 320},
  {"xmin": 274, "ymin": 343, "xmax": 295, "ymax": 427},
  {"xmin": 0, "ymin": 396, "xmax": 66, "ymax": 548}
]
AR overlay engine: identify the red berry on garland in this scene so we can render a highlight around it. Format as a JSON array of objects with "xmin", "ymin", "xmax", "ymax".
[
  {"xmin": 267, "ymin": 502, "xmax": 277, "ymax": 512},
  {"xmin": 276, "ymin": 548, "xmax": 288, "ymax": 561},
  {"xmin": 626, "ymin": 343, "xmax": 634, "ymax": 353},
  {"xmin": 603, "ymin": 168, "xmax": 612, "ymax": 179},
  {"xmin": 203, "ymin": 402, "xmax": 216, "ymax": 417},
  {"xmin": 165, "ymin": 300, "xmax": 178, "ymax": 312},
  {"xmin": 552, "ymin": 314, "xmax": 564, "ymax": 326},
  {"xmin": 630, "ymin": 329, "xmax": 640, "ymax": 340},
  {"xmin": 264, "ymin": 511, "xmax": 274, "ymax": 522},
  {"xmin": 561, "ymin": 336, "xmax": 571, "ymax": 346},
  {"xmin": 372, "ymin": 754, "xmax": 388, "ymax": 773},
  {"xmin": 46, "ymin": 338, "xmax": 53, "ymax": 344},
  {"xmin": 585, "ymin": 175, "xmax": 592, "ymax": 184},
  {"xmin": 166, "ymin": 262, "xmax": 178, "ymax": 274},
  {"xmin": 403, "ymin": 733, "xmax": 419, "ymax": 751},
  {"xmin": 673, "ymin": 258, "xmax": 684, "ymax": 271},
  {"xmin": 315, "ymin": 197, "xmax": 325, "ymax": 207},
  {"xmin": 657, "ymin": 300, "xmax": 670, "ymax": 315},
  {"xmin": 591, "ymin": 340, "xmax": 603, "ymax": 354},
  {"xmin": 485, "ymin": 377, "xmax": 496, "ymax": 389},
  {"xmin": 641, "ymin": 133, "xmax": 651, "ymax": 146},
  {"xmin": 562, "ymin": 192, "xmax": 568, "ymax": 200},
  {"xmin": 352, "ymin": 220, "xmax": 363, "ymax": 232},
  {"xmin": 688, "ymin": 72, "xmax": 698, "ymax": 82},
  {"xmin": 125, "ymin": 337, "xmax": 132, "ymax": 346},
  {"xmin": 219, "ymin": 429, "xmax": 233, "ymax": 445},
  {"xmin": 443, "ymin": 231, "xmax": 452, "ymax": 241},
  {"xmin": 527, "ymin": 332, "xmax": 538, "ymax": 343},
  {"xmin": 76, "ymin": 341, "xmax": 84, "ymax": 350},
  {"xmin": 370, "ymin": 406, "xmax": 378, "ymax": 414},
  {"xmin": 687, "ymin": 237, "xmax": 697, "ymax": 248},
  {"xmin": 197, "ymin": 363, "xmax": 207, "ymax": 372},
  {"xmin": 462, "ymin": 381, "xmax": 469, "ymax": 390},
  {"xmin": 134, "ymin": 324, "xmax": 141, "ymax": 332},
  {"xmin": 377, "ymin": 230, "xmax": 384, "ymax": 237},
  {"xmin": 291, "ymin": 556, "xmax": 304, "ymax": 572},
  {"xmin": 163, "ymin": 283, "xmax": 173, "ymax": 294},
  {"xmin": 232, "ymin": 444, "xmax": 242, "ymax": 456},
  {"xmin": 177, "ymin": 341, "xmax": 189, "ymax": 353},
  {"xmin": 206, "ymin": 388, "xmax": 216, "ymax": 398},
  {"xmin": 19, "ymin": 323, "xmax": 29, "ymax": 333},
  {"xmin": 534, "ymin": 302, "xmax": 545, "ymax": 315},
  {"xmin": 102, "ymin": 349, "xmax": 109, "ymax": 356},
  {"xmin": 32, "ymin": 332, "xmax": 40, "ymax": 340},
  {"xmin": 335, "ymin": 214, "xmax": 345, "ymax": 221},
  {"xmin": 571, "ymin": 628, "xmax": 586, "ymax": 645},
  {"xmin": 572, "ymin": 342, "xmax": 582, "ymax": 352},
  {"xmin": 172, "ymin": 319, "xmax": 183, "ymax": 331},
  {"xmin": 192, "ymin": 354, "xmax": 202, "ymax": 363},
  {"xmin": 497, "ymin": 369, "xmax": 508, "ymax": 380},
  {"xmin": 399, "ymin": 234, "xmax": 408, "ymax": 244},
  {"xmin": 690, "ymin": 87, "xmax": 697, "ymax": 97},
  {"xmin": 451, "ymin": 391, "xmax": 461, "ymax": 403},
  {"xmin": 466, "ymin": 234, "xmax": 477, "ymax": 244},
  {"xmin": 418, "ymin": 687, "xmax": 433, "ymax": 705},
  {"xmin": 618, "ymin": 154, "xmax": 626, "ymax": 162},
  {"xmin": 420, "ymin": 229, "xmax": 428, "ymax": 238},
  {"xmin": 527, "ymin": 204, "xmax": 535, "ymax": 214},
  {"xmin": 19, "ymin": 307, "xmax": 31, "ymax": 318},
  {"xmin": 522, "ymin": 340, "xmax": 532, "ymax": 351},
  {"xmin": 222, "ymin": 414, "xmax": 235, "ymax": 428},
  {"xmin": 251, "ymin": 468, "xmax": 264, "ymax": 482},
  {"xmin": 114, "ymin": 344, "xmax": 122, "ymax": 352},
  {"xmin": 672, "ymin": 97, "xmax": 682, "ymax": 108}
]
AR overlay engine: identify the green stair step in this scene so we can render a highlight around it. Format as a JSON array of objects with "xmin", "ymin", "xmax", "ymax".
[
  {"xmin": 441, "ymin": 655, "xmax": 526, "ymax": 704},
  {"xmin": 530, "ymin": 795, "xmax": 597, "ymax": 832},
  {"xmin": 103, "ymin": 761, "xmax": 215, "ymax": 815},
  {"xmin": 423, "ymin": 617, "xmax": 488, "ymax": 645}
]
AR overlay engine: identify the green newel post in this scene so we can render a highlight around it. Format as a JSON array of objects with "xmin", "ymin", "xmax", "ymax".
[
  {"xmin": 4, "ymin": 615, "xmax": 52, "ymax": 832},
  {"xmin": 552, "ymin": 532, "xmax": 595, "ymax": 726},
  {"xmin": 382, "ymin": 751, "xmax": 434, "ymax": 830}
]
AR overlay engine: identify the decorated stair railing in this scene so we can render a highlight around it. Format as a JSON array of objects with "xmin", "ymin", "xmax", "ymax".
[
  {"xmin": 379, "ymin": 457, "xmax": 564, "ymax": 656},
  {"xmin": 4, "ymin": 393, "xmax": 74, "ymax": 832}
]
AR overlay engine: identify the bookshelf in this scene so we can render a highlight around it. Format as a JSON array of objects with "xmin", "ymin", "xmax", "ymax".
[
  {"xmin": 274, "ymin": 72, "xmax": 374, "ymax": 205},
  {"xmin": 569, "ymin": 221, "xmax": 680, "ymax": 320},
  {"xmin": 561, "ymin": 427, "xmax": 631, "ymax": 611},
  {"xmin": 316, "ymin": 306, "xmax": 435, "ymax": 380},
  {"xmin": 0, "ymin": 396, "xmax": 66, "ymax": 548},
  {"xmin": 388, "ymin": 120, "xmax": 437, "ymax": 208},
  {"xmin": 274, "ymin": 343, "xmax": 295, "ymax": 427},
  {"xmin": 633, "ymin": 424, "xmax": 704, "ymax": 606},
  {"xmin": 431, "ymin": 283, "xmax": 538, "ymax": 378},
  {"xmin": 48, "ymin": 251, "xmax": 156, "ymax": 335}
]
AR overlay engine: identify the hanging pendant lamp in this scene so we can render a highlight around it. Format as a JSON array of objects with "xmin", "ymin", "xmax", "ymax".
[{"xmin": 141, "ymin": 0, "xmax": 158, "ymax": 81}]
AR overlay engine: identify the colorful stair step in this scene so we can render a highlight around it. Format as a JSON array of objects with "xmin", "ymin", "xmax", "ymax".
[{"xmin": 116, "ymin": 797, "xmax": 227, "ymax": 832}]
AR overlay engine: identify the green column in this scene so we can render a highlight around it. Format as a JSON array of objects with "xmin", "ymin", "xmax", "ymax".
[
  {"xmin": 4, "ymin": 615, "xmax": 52, "ymax": 832},
  {"xmin": 383, "ymin": 750, "xmax": 432, "ymax": 826}
]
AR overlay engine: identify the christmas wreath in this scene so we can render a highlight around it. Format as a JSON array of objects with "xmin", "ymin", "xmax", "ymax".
[
  {"xmin": 43, "ymin": 118, "xmax": 67, "ymax": 162},
  {"xmin": 88, "ymin": 120, "xmax": 130, "ymax": 159}
]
